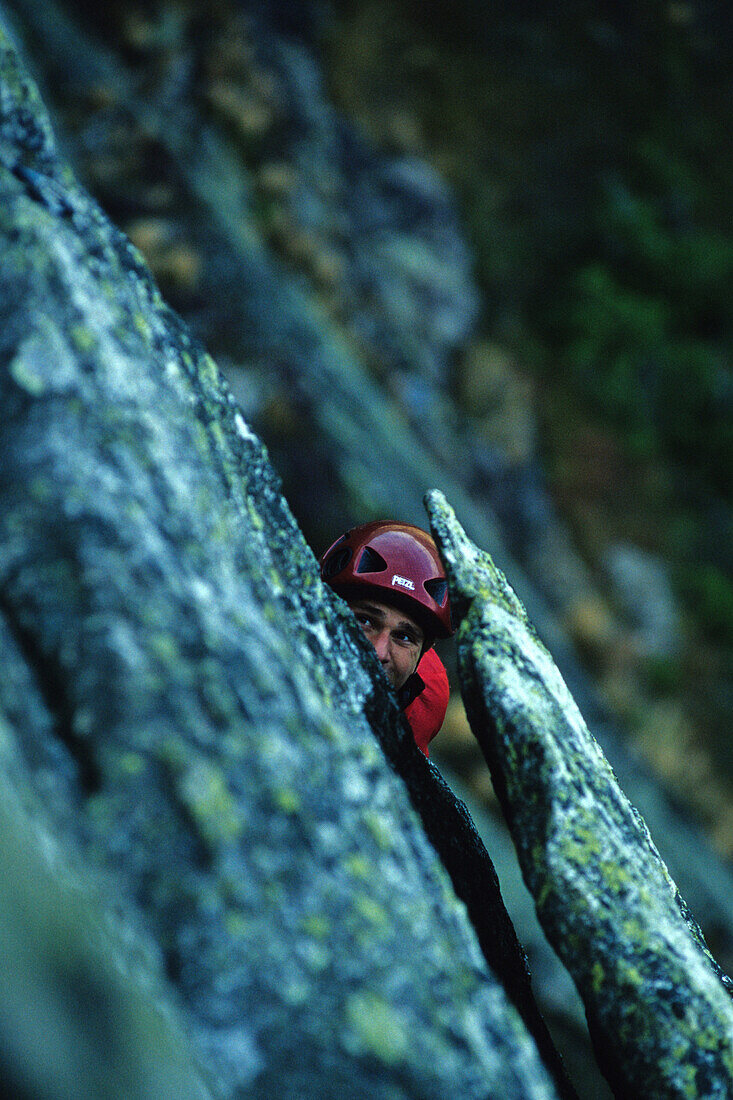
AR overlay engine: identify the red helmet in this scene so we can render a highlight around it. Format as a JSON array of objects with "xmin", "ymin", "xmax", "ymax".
[{"xmin": 320, "ymin": 521, "xmax": 453, "ymax": 638}]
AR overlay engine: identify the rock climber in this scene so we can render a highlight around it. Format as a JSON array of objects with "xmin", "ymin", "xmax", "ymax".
[{"xmin": 320, "ymin": 521, "xmax": 453, "ymax": 757}]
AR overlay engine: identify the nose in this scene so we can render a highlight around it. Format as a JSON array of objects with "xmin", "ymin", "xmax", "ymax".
[{"xmin": 372, "ymin": 629, "xmax": 391, "ymax": 663}]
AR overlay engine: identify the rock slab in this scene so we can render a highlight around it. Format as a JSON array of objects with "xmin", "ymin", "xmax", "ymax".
[
  {"xmin": 426, "ymin": 488, "xmax": 733, "ymax": 1099},
  {"xmin": 0, "ymin": 16, "xmax": 565, "ymax": 1099}
]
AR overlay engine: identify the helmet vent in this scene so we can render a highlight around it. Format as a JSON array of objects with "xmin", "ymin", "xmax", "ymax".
[
  {"xmin": 322, "ymin": 546, "xmax": 352, "ymax": 579},
  {"xmin": 355, "ymin": 546, "xmax": 388, "ymax": 574},
  {"xmin": 424, "ymin": 578, "xmax": 448, "ymax": 606}
]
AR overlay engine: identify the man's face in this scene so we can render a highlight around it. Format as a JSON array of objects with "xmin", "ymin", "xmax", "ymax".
[{"xmin": 348, "ymin": 598, "xmax": 424, "ymax": 691}]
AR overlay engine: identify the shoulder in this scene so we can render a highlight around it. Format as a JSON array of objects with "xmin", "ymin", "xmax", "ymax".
[
  {"xmin": 417, "ymin": 648, "xmax": 449, "ymax": 693},
  {"xmin": 404, "ymin": 649, "xmax": 450, "ymax": 756}
]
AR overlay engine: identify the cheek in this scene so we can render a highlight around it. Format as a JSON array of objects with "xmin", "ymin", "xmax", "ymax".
[{"xmin": 401, "ymin": 648, "xmax": 420, "ymax": 676}]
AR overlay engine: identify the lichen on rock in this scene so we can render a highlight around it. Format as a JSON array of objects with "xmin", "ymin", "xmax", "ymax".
[
  {"xmin": 426, "ymin": 488, "xmax": 733, "ymax": 1099},
  {"xmin": 0, "ymin": 14, "xmax": 568, "ymax": 1098}
]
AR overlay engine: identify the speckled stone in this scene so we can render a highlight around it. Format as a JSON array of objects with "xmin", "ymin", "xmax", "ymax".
[
  {"xmin": 0, "ymin": 17, "xmax": 562, "ymax": 1098},
  {"xmin": 426, "ymin": 489, "xmax": 733, "ymax": 1100}
]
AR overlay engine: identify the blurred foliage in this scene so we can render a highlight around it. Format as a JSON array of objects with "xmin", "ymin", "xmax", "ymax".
[
  {"xmin": 329, "ymin": 0, "xmax": 733, "ymax": 654},
  {"xmin": 557, "ymin": 149, "xmax": 733, "ymax": 498},
  {"xmin": 679, "ymin": 563, "xmax": 733, "ymax": 646}
]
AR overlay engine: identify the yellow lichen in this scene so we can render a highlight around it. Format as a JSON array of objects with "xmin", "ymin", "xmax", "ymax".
[
  {"xmin": 354, "ymin": 895, "xmax": 388, "ymax": 927},
  {"xmin": 618, "ymin": 961, "xmax": 643, "ymax": 988},
  {"xmin": 600, "ymin": 861, "xmax": 632, "ymax": 892},
  {"xmin": 592, "ymin": 961, "xmax": 605, "ymax": 993},
  {"xmin": 301, "ymin": 915, "xmax": 330, "ymax": 939},
  {"xmin": 150, "ymin": 633, "xmax": 179, "ymax": 665},
  {"xmin": 70, "ymin": 324, "xmax": 97, "ymax": 353},
  {"xmin": 225, "ymin": 912, "xmax": 251, "ymax": 937},
  {"xmin": 119, "ymin": 752, "xmax": 145, "ymax": 777},
  {"xmin": 273, "ymin": 787, "xmax": 301, "ymax": 814},
  {"xmin": 362, "ymin": 810, "xmax": 392, "ymax": 851},
  {"xmin": 622, "ymin": 917, "xmax": 645, "ymax": 942},
  {"xmin": 9, "ymin": 356, "xmax": 45, "ymax": 396},
  {"xmin": 133, "ymin": 312, "xmax": 151, "ymax": 340},
  {"xmin": 345, "ymin": 854, "xmax": 370, "ymax": 880},
  {"xmin": 179, "ymin": 762, "xmax": 242, "ymax": 844},
  {"xmin": 199, "ymin": 353, "xmax": 220, "ymax": 386},
  {"xmin": 344, "ymin": 992, "xmax": 408, "ymax": 1065}
]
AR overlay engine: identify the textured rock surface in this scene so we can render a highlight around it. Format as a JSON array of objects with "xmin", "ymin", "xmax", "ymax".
[
  {"xmin": 426, "ymin": 489, "xmax": 733, "ymax": 1099},
  {"xmin": 0, "ymin": 16, "xmax": 573, "ymax": 1099},
  {"xmin": 6, "ymin": 9, "xmax": 733, "ymax": 1002},
  {"xmin": 4, "ymin": 5, "xmax": 733, "ymax": 1096},
  {"xmin": 0, "ymin": 743, "xmax": 210, "ymax": 1100}
]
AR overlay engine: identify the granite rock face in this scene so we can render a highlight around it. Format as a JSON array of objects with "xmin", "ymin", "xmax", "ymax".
[
  {"xmin": 426, "ymin": 489, "xmax": 733, "ymax": 1099},
  {"xmin": 0, "ymin": 17, "xmax": 570, "ymax": 1099},
  {"xmin": 0, "ymin": 744, "xmax": 211, "ymax": 1100}
]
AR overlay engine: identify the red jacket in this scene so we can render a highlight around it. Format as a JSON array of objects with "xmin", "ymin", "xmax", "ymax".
[{"xmin": 403, "ymin": 648, "xmax": 449, "ymax": 758}]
